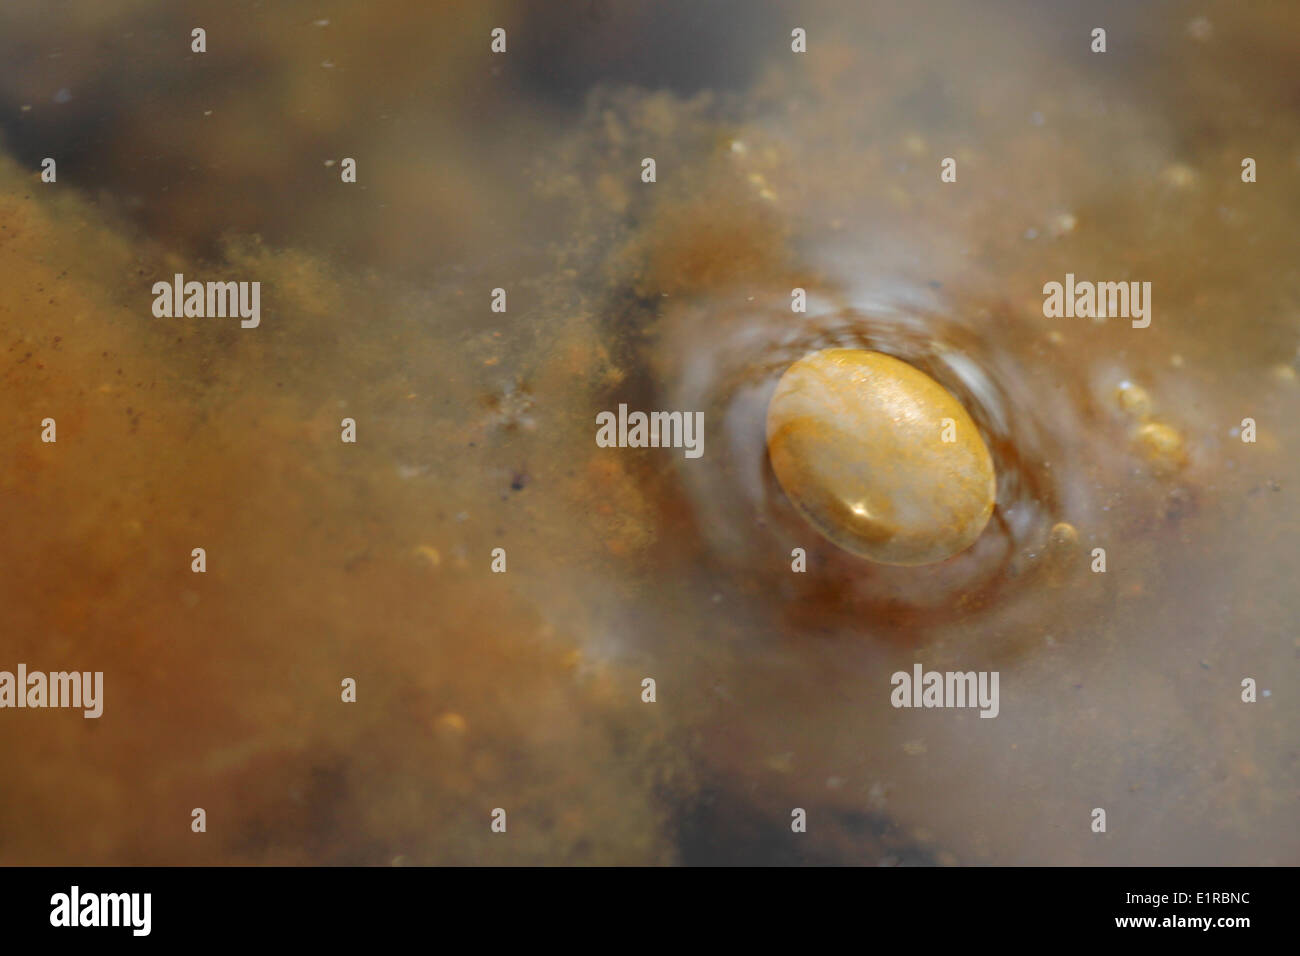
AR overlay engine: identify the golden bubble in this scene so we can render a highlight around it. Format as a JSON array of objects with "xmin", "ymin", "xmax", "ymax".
[
  {"xmin": 1045, "ymin": 521, "xmax": 1080, "ymax": 584},
  {"xmin": 765, "ymin": 348, "xmax": 996, "ymax": 566},
  {"xmin": 1133, "ymin": 421, "xmax": 1187, "ymax": 473},
  {"xmin": 1049, "ymin": 522, "xmax": 1079, "ymax": 549},
  {"xmin": 435, "ymin": 712, "xmax": 468, "ymax": 738},
  {"xmin": 412, "ymin": 544, "xmax": 442, "ymax": 569},
  {"xmin": 1115, "ymin": 380, "xmax": 1152, "ymax": 419}
]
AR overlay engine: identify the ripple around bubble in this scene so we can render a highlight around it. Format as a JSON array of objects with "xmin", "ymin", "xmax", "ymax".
[{"xmin": 656, "ymin": 291, "xmax": 1086, "ymax": 631}]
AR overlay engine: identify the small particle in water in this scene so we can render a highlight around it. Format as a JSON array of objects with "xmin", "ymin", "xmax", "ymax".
[
  {"xmin": 1049, "ymin": 522, "xmax": 1078, "ymax": 549},
  {"xmin": 1045, "ymin": 522, "xmax": 1080, "ymax": 582},
  {"xmin": 1116, "ymin": 380, "xmax": 1153, "ymax": 419},
  {"xmin": 1262, "ymin": 689, "xmax": 1271, "ymax": 698},
  {"xmin": 1133, "ymin": 421, "xmax": 1187, "ymax": 473},
  {"xmin": 765, "ymin": 349, "xmax": 996, "ymax": 566},
  {"xmin": 1030, "ymin": 111, "xmax": 1045, "ymax": 126},
  {"xmin": 413, "ymin": 544, "xmax": 442, "ymax": 569},
  {"xmin": 53, "ymin": 88, "xmax": 72, "ymax": 104},
  {"xmin": 1162, "ymin": 486, "xmax": 1194, "ymax": 521},
  {"xmin": 764, "ymin": 752, "xmax": 795, "ymax": 773},
  {"xmin": 1161, "ymin": 163, "xmax": 1198, "ymax": 189},
  {"xmin": 1048, "ymin": 211, "xmax": 1077, "ymax": 237},
  {"xmin": 1187, "ymin": 16, "xmax": 1214, "ymax": 41},
  {"xmin": 746, "ymin": 171, "xmax": 777, "ymax": 201},
  {"xmin": 435, "ymin": 712, "xmax": 468, "ymax": 737}
]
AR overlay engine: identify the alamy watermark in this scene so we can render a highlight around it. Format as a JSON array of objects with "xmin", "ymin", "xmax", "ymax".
[
  {"xmin": 891, "ymin": 663, "xmax": 999, "ymax": 718},
  {"xmin": 595, "ymin": 403, "xmax": 704, "ymax": 459},
  {"xmin": 1043, "ymin": 273, "xmax": 1151, "ymax": 328},
  {"xmin": 50, "ymin": 886, "xmax": 150, "ymax": 936},
  {"xmin": 0, "ymin": 664, "xmax": 102, "ymax": 718},
  {"xmin": 152, "ymin": 273, "xmax": 261, "ymax": 328}
]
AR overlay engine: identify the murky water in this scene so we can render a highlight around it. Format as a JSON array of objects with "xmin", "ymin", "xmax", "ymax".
[{"xmin": 0, "ymin": 0, "xmax": 1295, "ymax": 864}]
